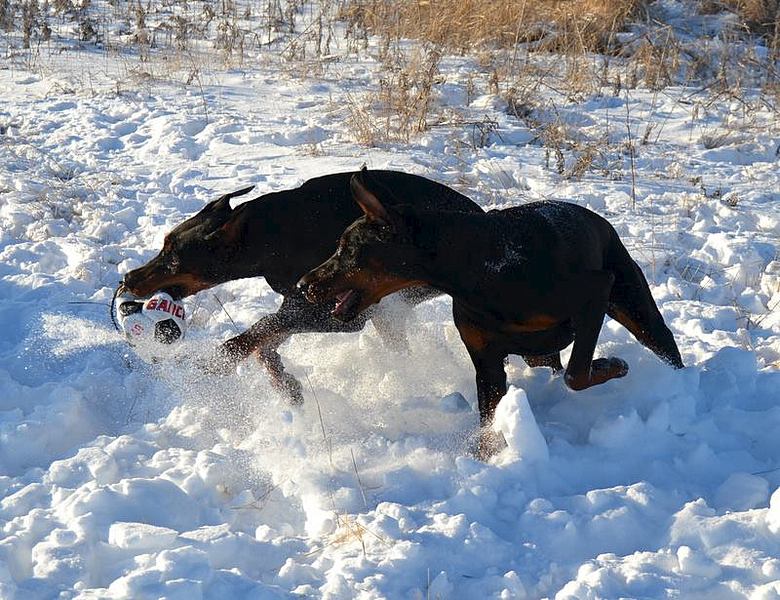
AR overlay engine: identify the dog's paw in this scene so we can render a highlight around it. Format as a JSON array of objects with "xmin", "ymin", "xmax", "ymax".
[
  {"xmin": 592, "ymin": 357, "xmax": 629, "ymax": 380},
  {"xmin": 275, "ymin": 372, "xmax": 304, "ymax": 406}
]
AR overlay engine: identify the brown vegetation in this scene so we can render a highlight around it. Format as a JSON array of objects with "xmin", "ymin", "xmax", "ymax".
[
  {"xmin": 701, "ymin": 0, "xmax": 779, "ymax": 35},
  {"xmin": 342, "ymin": 0, "xmax": 646, "ymax": 53}
]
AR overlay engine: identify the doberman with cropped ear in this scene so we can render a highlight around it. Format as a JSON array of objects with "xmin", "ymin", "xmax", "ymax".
[
  {"xmin": 120, "ymin": 170, "xmax": 482, "ymax": 402},
  {"xmin": 298, "ymin": 169, "xmax": 684, "ymax": 457}
]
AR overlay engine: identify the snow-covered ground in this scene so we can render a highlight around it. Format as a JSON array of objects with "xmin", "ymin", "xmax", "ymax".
[{"xmin": 1, "ymin": 5, "xmax": 779, "ymax": 597}]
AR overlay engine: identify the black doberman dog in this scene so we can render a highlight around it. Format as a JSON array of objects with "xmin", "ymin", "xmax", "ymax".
[
  {"xmin": 120, "ymin": 170, "xmax": 482, "ymax": 402},
  {"xmin": 298, "ymin": 170, "xmax": 684, "ymax": 456}
]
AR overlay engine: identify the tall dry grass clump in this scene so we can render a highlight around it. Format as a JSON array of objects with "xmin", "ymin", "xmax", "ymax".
[
  {"xmin": 701, "ymin": 0, "xmax": 779, "ymax": 36},
  {"xmin": 346, "ymin": 43, "xmax": 443, "ymax": 145},
  {"xmin": 343, "ymin": 0, "xmax": 646, "ymax": 53}
]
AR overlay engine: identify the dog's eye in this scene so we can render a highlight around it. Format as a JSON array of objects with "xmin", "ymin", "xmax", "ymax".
[{"xmin": 168, "ymin": 254, "xmax": 180, "ymax": 272}]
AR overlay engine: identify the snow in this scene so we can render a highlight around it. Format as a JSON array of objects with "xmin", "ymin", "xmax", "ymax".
[
  {"xmin": 492, "ymin": 387, "xmax": 549, "ymax": 466},
  {"xmin": 768, "ymin": 489, "xmax": 780, "ymax": 536},
  {"xmin": 0, "ymin": 3, "xmax": 779, "ymax": 598}
]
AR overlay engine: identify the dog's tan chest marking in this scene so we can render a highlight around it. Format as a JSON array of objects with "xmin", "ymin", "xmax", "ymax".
[{"xmin": 504, "ymin": 314, "xmax": 561, "ymax": 333}]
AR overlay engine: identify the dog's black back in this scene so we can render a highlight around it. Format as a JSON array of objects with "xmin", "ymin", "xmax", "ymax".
[{"xmin": 236, "ymin": 170, "xmax": 481, "ymax": 293}]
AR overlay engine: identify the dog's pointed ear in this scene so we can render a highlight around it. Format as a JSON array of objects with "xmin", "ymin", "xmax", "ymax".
[
  {"xmin": 350, "ymin": 173, "xmax": 399, "ymax": 227},
  {"xmin": 207, "ymin": 185, "xmax": 255, "ymax": 212},
  {"xmin": 204, "ymin": 204, "xmax": 246, "ymax": 246}
]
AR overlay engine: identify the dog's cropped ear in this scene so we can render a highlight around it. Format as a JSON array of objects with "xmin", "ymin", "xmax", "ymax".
[
  {"xmin": 207, "ymin": 185, "xmax": 256, "ymax": 212},
  {"xmin": 204, "ymin": 205, "xmax": 247, "ymax": 246},
  {"xmin": 350, "ymin": 173, "xmax": 401, "ymax": 228}
]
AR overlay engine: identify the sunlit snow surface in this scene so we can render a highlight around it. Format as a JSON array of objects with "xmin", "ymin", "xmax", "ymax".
[{"xmin": 1, "ymin": 28, "xmax": 779, "ymax": 600}]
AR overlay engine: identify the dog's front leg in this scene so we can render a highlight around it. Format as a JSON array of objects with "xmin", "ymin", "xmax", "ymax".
[
  {"xmin": 202, "ymin": 311, "xmax": 304, "ymax": 404},
  {"xmin": 256, "ymin": 346, "xmax": 304, "ymax": 405},
  {"xmin": 454, "ymin": 310, "xmax": 508, "ymax": 459},
  {"xmin": 564, "ymin": 270, "xmax": 629, "ymax": 391},
  {"xmin": 206, "ymin": 312, "xmax": 288, "ymax": 373},
  {"xmin": 471, "ymin": 351, "xmax": 508, "ymax": 427},
  {"xmin": 202, "ymin": 297, "xmax": 305, "ymax": 404},
  {"xmin": 207, "ymin": 292, "xmax": 369, "ymax": 404},
  {"xmin": 471, "ymin": 350, "xmax": 510, "ymax": 459}
]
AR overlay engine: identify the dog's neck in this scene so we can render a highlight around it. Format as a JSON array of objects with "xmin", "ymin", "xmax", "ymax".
[{"xmin": 403, "ymin": 209, "xmax": 499, "ymax": 299}]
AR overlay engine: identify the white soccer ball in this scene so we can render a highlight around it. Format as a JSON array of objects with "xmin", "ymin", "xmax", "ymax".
[{"xmin": 116, "ymin": 291, "xmax": 187, "ymax": 360}]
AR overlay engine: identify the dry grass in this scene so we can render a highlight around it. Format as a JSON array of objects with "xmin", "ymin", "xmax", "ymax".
[
  {"xmin": 2, "ymin": 0, "xmax": 773, "ymax": 158},
  {"xmin": 701, "ymin": 0, "xmax": 779, "ymax": 36},
  {"xmin": 342, "ymin": 0, "xmax": 646, "ymax": 53},
  {"xmin": 630, "ymin": 28, "xmax": 683, "ymax": 90},
  {"xmin": 346, "ymin": 43, "xmax": 443, "ymax": 144}
]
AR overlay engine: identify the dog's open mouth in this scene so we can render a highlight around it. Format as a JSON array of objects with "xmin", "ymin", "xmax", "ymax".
[{"xmin": 331, "ymin": 289, "xmax": 361, "ymax": 320}]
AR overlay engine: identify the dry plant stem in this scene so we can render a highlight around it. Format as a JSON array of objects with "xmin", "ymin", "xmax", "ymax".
[
  {"xmin": 350, "ymin": 448, "xmax": 368, "ymax": 509},
  {"xmin": 307, "ymin": 374, "xmax": 335, "ymax": 470},
  {"xmin": 624, "ymin": 91, "xmax": 637, "ymax": 210},
  {"xmin": 212, "ymin": 293, "xmax": 239, "ymax": 333}
]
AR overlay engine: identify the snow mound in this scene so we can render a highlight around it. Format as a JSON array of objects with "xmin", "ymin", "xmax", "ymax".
[{"xmin": 493, "ymin": 385, "xmax": 549, "ymax": 465}]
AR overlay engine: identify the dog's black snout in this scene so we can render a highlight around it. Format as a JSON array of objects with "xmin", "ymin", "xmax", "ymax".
[
  {"xmin": 122, "ymin": 267, "xmax": 141, "ymax": 286},
  {"xmin": 296, "ymin": 278, "xmax": 311, "ymax": 297},
  {"xmin": 296, "ymin": 277, "xmax": 320, "ymax": 303},
  {"xmin": 119, "ymin": 274, "xmax": 132, "ymax": 292}
]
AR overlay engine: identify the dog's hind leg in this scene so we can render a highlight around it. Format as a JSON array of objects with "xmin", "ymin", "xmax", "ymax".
[
  {"xmin": 564, "ymin": 270, "xmax": 630, "ymax": 391},
  {"xmin": 522, "ymin": 353, "xmax": 564, "ymax": 372},
  {"xmin": 606, "ymin": 243, "xmax": 684, "ymax": 369}
]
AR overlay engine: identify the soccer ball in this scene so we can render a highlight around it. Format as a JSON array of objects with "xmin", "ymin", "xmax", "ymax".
[{"xmin": 117, "ymin": 291, "xmax": 187, "ymax": 359}]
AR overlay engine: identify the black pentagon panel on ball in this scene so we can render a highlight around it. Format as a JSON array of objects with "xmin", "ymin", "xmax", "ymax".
[
  {"xmin": 155, "ymin": 319, "xmax": 183, "ymax": 344},
  {"xmin": 118, "ymin": 301, "xmax": 143, "ymax": 317}
]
